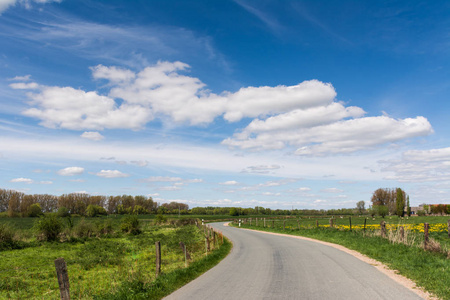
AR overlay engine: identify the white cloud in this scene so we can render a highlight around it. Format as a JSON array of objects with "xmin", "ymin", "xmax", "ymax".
[
  {"xmin": 143, "ymin": 176, "xmax": 182, "ymax": 182},
  {"xmin": 225, "ymin": 116, "xmax": 433, "ymax": 155},
  {"xmin": 95, "ymin": 170, "xmax": 129, "ymax": 178},
  {"xmin": 130, "ymin": 160, "xmax": 149, "ymax": 167},
  {"xmin": 57, "ymin": 167, "xmax": 84, "ymax": 176},
  {"xmin": 381, "ymin": 147, "xmax": 450, "ymax": 182},
  {"xmin": 10, "ymin": 177, "xmax": 33, "ymax": 183},
  {"xmin": 321, "ymin": 188, "xmax": 344, "ymax": 193},
  {"xmin": 39, "ymin": 181, "xmax": 53, "ymax": 184},
  {"xmin": 220, "ymin": 180, "xmax": 239, "ymax": 185},
  {"xmin": 20, "ymin": 85, "xmax": 152, "ymax": 130},
  {"xmin": 13, "ymin": 61, "xmax": 432, "ymax": 156},
  {"xmin": 9, "ymin": 75, "xmax": 31, "ymax": 81},
  {"xmin": 0, "ymin": 0, "xmax": 61, "ymax": 14},
  {"xmin": 9, "ymin": 82, "xmax": 39, "ymax": 89},
  {"xmin": 242, "ymin": 165, "xmax": 281, "ymax": 174},
  {"xmin": 158, "ymin": 185, "xmax": 181, "ymax": 191},
  {"xmin": 81, "ymin": 131, "xmax": 104, "ymax": 141}
]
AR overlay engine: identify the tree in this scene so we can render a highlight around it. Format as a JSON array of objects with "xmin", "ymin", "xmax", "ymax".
[
  {"xmin": 229, "ymin": 207, "xmax": 239, "ymax": 216},
  {"xmin": 373, "ymin": 205, "xmax": 389, "ymax": 218},
  {"xmin": 27, "ymin": 203, "xmax": 43, "ymax": 217},
  {"xmin": 396, "ymin": 188, "xmax": 405, "ymax": 217},
  {"xmin": 406, "ymin": 196, "xmax": 411, "ymax": 217},
  {"xmin": 356, "ymin": 201, "xmax": 365, "ymax": 214}
]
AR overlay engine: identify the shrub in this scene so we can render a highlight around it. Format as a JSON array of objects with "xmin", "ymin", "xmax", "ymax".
[
  {"xmin": 0, "ymin": 223, "xmax": 14, "ymax": 244},
  {"xmin": 417, "ymin": 210, "xmax": 426, "ymax": 216},
  {"xmin": 85, "ymin": 205, "xmax": 107, "ymax": 217},
  {"xmin": 155, "ymin": 214, "xmax": 167, "ymax": 224},
  {"xmin": 27, "ymin": 203, "xmax": 43, "ymax": 217},
  {"xmin": 73, "ymin": 218, "xmax": 97, "ymax": 238},
  {"xmin": 97, "ymin": 218, "xmax": 114, "ymax": 235},
  {"xmin": 57, "ymin": 207, "xmax": 70, "ymax": 218},
  {"xmin": 120, "ymin": 215, "xmax": 141, "ymax": 235},
  {"xmin": 34, "ymin": 214, "xmax": 64, "ymax": 241}
]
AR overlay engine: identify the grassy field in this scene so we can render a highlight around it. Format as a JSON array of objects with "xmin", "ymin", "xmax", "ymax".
[
  {"xmin": 234, "ymin": 215, "xmax": 450, "ymax": 299},
  {"xmin": 0, "ymin": 216, "xmax": 230, "ymax": 299}
]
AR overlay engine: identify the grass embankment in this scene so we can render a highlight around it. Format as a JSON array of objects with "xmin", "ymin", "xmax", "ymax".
[
  {"xmin": 0, "ymin": 217, "xmax": 231, "ymax": 299},
  {"xmin": 235, "ymin": 216, "xmax": 450, "ymax": 300}
]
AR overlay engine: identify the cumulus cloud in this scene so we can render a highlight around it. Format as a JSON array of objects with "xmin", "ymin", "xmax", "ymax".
[
  {"xmin": 95, "ymin": 170, "xmax": 129, "ymax": 178},
  {"xmin": 57, "ymin": 167, "xmax": 84, "ymax": 176},
  {"xmin": 13, "ymin": 61, "xmax": 433, "ymax": 156},
  {"xmin": 381, "ymin": 147, "xmax": 450, "ymax": 182},
  {"xmin": 81, "ymin": 131, "xmax": 104, "ymax": 141},
  {"xmin": 10, "ymin": 177, "xmax": 33, "ymax": 183},
  {"xmin": 225, "ymin": 116, "xmax": 433, "ymax": 155}
]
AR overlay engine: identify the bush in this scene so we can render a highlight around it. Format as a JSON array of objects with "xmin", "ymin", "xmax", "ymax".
[
  {"xmin": 27, "ymin": 203, "xmax": 43, "ymax": 217},
  {"xmin": 57, "ymin": 207, "xmax": 70, "ymax": 218},
  {"xmin": 120, "ymin": 215, "xmax": 141, "ymax": 235},
  {"xmin": 97, "ymin": 218, "xmax": 114, "ymax": 235},
  {"xmin": 73, "ymin": 218, "xmax": 97, "ymax": 238},
  {"xmin": 155, "ymin": 214, "xmax": 167, "ymax": 224},
  {"xmin": 0, "ymin": 223, "xmax": 14, "ymax": 244},
  {"xmin": 85, "ymin": 205, "xmax": 107, "ymax": 217},
  {"xmin": 34, "ymin": 214, "xmax": 64, "ymax": 241},
  {"xmin": 417, "ymin": 210, "xmax": 426, "ymax": 216}
]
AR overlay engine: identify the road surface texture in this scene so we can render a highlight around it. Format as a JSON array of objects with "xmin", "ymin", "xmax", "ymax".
[{"xmin": 164, "ymin": 222, "xmax": 425, "ymax": 300}]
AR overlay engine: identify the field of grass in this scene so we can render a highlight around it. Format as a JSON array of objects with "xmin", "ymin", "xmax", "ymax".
[
  {"xmin": 234, "ymin": 215, "xmax": 450, "ymax": 299},
  {"xmin": 0, "ymin": 216, "xmax": 230, "ymax": 299}
]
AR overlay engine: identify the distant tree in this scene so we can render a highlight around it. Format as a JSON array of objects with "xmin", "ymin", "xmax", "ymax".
[
  {"xmin": 229, "ymin": 207, "xmax": 239, "ymax": 216},
  {"xmin": 27, "ymin": 203, "xmax": 43, "ymax": 217},
  {"xmin": 396, "ymin": 188, "xmax": 405, "ymax": 217},
  {"xmin": 373, "ymin": 205, "xmax": 389, "ymax": 218},
  {"xmin": 406, "ymin": 196, "xmax": 411, "ymax": 217},
  {"xmin": 356, "ymin": 201, "xmax": 365, "ymax": 214}
]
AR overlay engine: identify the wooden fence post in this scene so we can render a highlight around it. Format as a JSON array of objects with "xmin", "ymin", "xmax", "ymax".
[
  {"xmin": 380, "ymin": 221, "xmax": 386, "ymax": 238},
  {"xmin": 249, "ymin": 218, "xmax": 252, "ymax": 226},
  {"xmin": 264, "ymin": 218, "xmax": 266, "ymax": 228},
  {"xmin": 256, "ymin": 218, "xmax": 258, "ymax": 227},
  {"xmin": 424, "ymin": 223, "xmax": 429, "ymax": 249},
  {"xmin": 54, "ymin": 258, "xmax": 70, "ymax": 300},
  {"xmin": 316, "ymin": 220, "xmax": 318, "ymax": 228},
  {"xmin": 349, "ymin": 217, "xmax": 352, "ymax": 231},
  {"xmin": 283, "ymin": 220, "xmax": 286, "ymax": 230},
  {"xmin": 329, "ymin": 218, "xmax": 333, "ymax": 228},
  {"xmin": 363, "ymin": 218, "xmax": 367, "ymax": 233},
  {"xmin": 399, "ymin": 226, "xmax": 404, "ymax": 242},
  {"xmin": 155, "ymin": 241, "xmax": 161, "ymax": 277}
]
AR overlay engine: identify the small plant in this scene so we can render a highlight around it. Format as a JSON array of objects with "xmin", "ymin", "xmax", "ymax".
[
  {"xmin": 120, "ymin": 215, "xmax": 141, "ymax": 235},
  {"xmin": 34, "ymin": 214, "xmax": 64, "ymax": 241}
]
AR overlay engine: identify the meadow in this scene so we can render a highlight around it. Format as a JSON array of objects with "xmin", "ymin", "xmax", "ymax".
[
  {"xmin": 0, "ymin": 215, "xmax": 230, "ymax": 299},
  {"xmin": 235, "ymin": 215, "xmax": 450, "ymax": 299}
]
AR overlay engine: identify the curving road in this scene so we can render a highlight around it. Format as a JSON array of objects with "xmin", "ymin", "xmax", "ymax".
[{"xmin": 164, "ymin": 222, "xmax": 424, "ymax": 300}]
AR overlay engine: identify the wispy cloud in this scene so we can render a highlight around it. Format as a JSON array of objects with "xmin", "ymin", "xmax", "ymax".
[{"xmin": 234, "ymin": 0, "xmax": 284, "ymax": 35}]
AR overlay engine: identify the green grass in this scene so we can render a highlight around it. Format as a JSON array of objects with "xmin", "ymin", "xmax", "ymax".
[
  {"xmin": 0, "ymin": 220, "xmax": 230, "ymax": 299},
  {"xmin": 235, "ymin": 217, "xmax": 450, "ymax": 300}
]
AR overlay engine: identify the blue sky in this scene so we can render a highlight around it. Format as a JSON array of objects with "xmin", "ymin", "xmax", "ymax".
[{"xmin": 1, "ymin": 0, "xmax": 449, "ymax": 209}]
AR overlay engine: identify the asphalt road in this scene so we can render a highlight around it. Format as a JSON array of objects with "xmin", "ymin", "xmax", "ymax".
[{"xmin": 164, "ymin": 222, "xmax": 424, "ymax": 300}]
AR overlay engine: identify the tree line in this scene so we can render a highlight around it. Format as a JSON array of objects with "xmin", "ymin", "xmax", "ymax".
[{"xmin": 0, "ymin": 189, "xmax": 189, "ymax": 217}]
